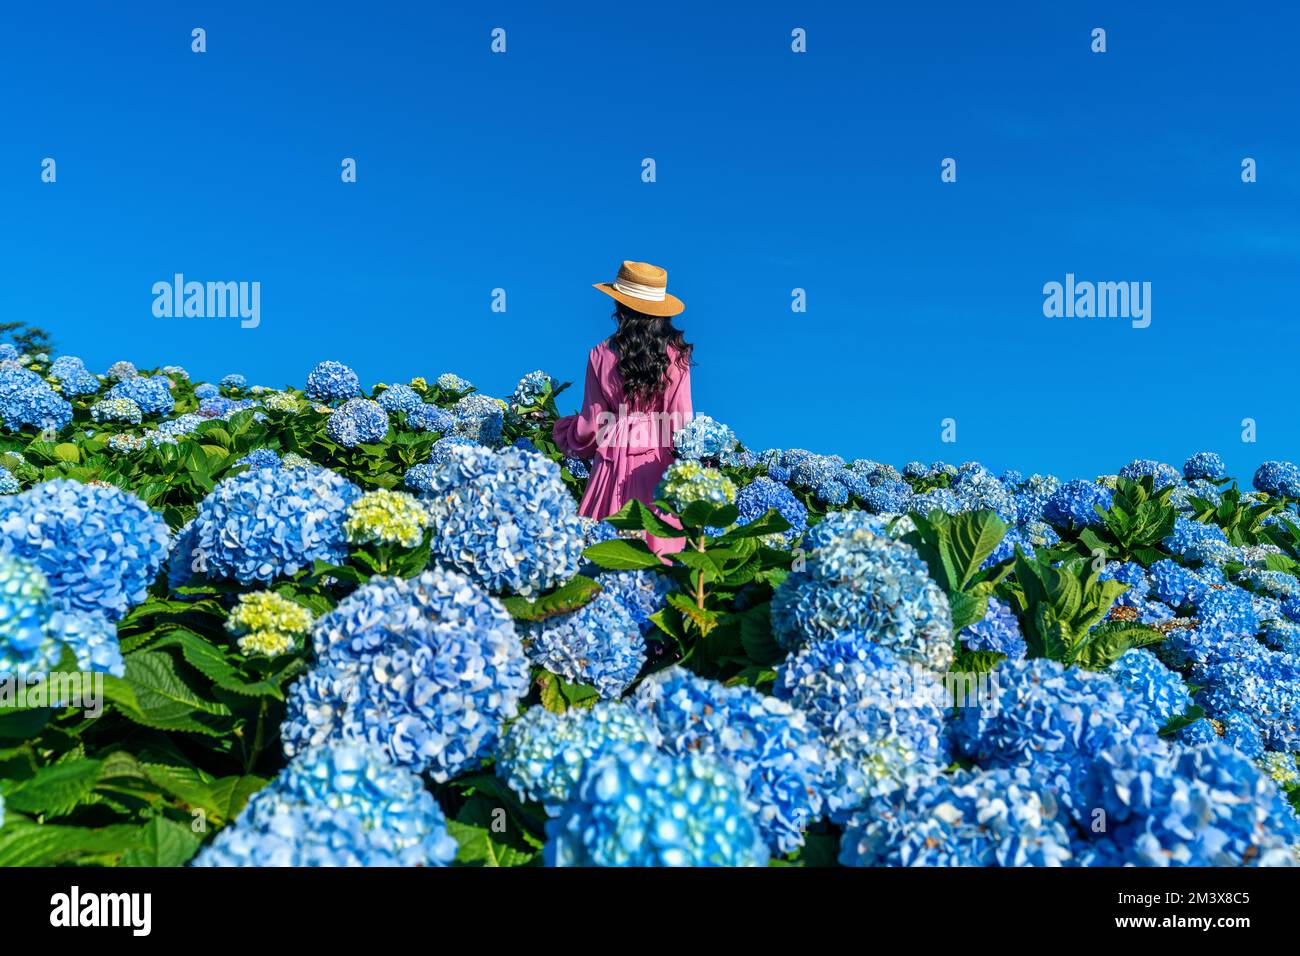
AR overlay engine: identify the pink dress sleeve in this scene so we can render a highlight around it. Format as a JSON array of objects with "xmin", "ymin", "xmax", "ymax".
[
  {"xmin": 662, "ymin": 356, "xmax": 693, "ymax": 435},
  {"xmin": 553, "ymin": 348, "xmax": 607, "ymax": 459}
]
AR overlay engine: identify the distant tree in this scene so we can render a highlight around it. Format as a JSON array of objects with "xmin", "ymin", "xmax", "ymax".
[{"xmin": 0, "ymin": 321, "xmax": 55, "ymax": 355}]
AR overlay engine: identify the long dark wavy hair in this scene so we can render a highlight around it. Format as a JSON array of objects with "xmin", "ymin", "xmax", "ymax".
[{"xmin": 608, "ymin": 302, "xmax": 694, "ymax": 402}]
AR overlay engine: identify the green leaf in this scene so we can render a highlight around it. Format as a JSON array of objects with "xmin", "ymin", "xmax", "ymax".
[
  {"xmin": 738, "ymin": 605, "xmax": 783, "ymax": 666},
  {"xmin": 537, "ymin": 672, "xmax": 567, "ymax": 714},
  {"xmin": 154, "ymin": 630, "xmax": 290, "ymax": 699},
  {"xmin": 118, "ymin": 816, "xmax": 202, "ymax": 867},
  {"xmin": 946, "ymin": 511, "xmax": 1009, "ymax": 590},
  {"xmin": 52, "ymin": 443, "xmax": 81, "ymax": 463},
  {"xmin": 501, "ymin": 575, "xmax": 602, "ymax": 622},
  {"xmin": 581, "ymin": 538, "xmax": 662, "ymax": 571},
  {"xmin": 2, "ymin": 758, "xmax": 103, "ymax": 817},
  {"xmin": 1159, "ymin": 705, "xmax": 1207, "ymax": 738},
  {"xmin": 103, "ymin": 650, "xmax": 233, "ymax": 736},
  {"xmin": 603, "ymin": 499, "xmax": 686, "ymax": 538},
  {"xmin": 666, "ymin": 592, "xmax": 720, "ymax": 636},
  {"xmin": 1075, "ymin": 621, "xmax": 1166, "ymax": 670},
  {"xmin": 446, "ymin": 794, "xmax": 541, "ymax": 867},
  {"xmin": 947, "ymin": 589, "xmax": 989, "ymax": 634},
  {"xmin": 0, "ymin": 816, "xmax": 145, "ymax": 866}
]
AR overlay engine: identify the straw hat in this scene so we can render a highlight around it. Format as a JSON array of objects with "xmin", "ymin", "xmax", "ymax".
[{"xmin": 593, "ymin": 260, "xmax": 685, "ymax": 317}]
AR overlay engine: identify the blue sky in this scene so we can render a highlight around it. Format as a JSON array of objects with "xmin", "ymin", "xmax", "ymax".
[{"xmin": 1, "ymin": 1, "xmax": 1296, "ymax": 480}]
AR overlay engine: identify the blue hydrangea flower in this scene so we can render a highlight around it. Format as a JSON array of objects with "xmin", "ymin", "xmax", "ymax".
[
  {"xmin": 544, "ymin": 741, "xmax": 769, "ymax": 867},
  {"xmin": 1192, "ymin": 643, "xmax": 1300, "ymax": 754},
  {"xmin": 106, "ymin": 375, "xmax": 174, "ymax": 416},
  {"xmin": 732, "ymin": 476, "xmax": 807, "ymax": 546},
  {"xmin": 376, "ymin": 383, "xmax": 423, "ymax": 415},
  {"xmin": 194, "ymin": 383, "xmax": 219, "ymax": 400},
  {"xmin": 859, "ymin": 479, "xmax": 914, "ymax": 515},
  {"xmin": 1163, "ymin": 516, "xmax": 1230, "ymax": 563},
  {"xmin": 949, "ymin": 464, "xmax": 1018, "ymax": 522},
  {"xmin": 523, "ymin": 591, "xmax": 646, "ymax": 699},
  {"xmin": 305, "ymin": 361, "xmax": 360, "ymax": 403},
  {"xmin": 326, "ymin": 398, "xmax": 389, "ymax": 448},
  {"xmin": 0, "ymin": 480, "xmax": 170, "ymax": 620},
  {"xmin": 450, "ymin": 394, "xmax": 504, "ymax": 446},
  {"xmin": 48, "ymin": 355, "xmax": 86, "ymax": 381},
  {"xmin": 219, "ymin": 373, "xmax": 246, "ymax": 390},
  {"xmin": 959, "ymin": 597, "xmax": 1027, "ymax": 660},
  {"xmin": 1254, "ymin": 461, "xmax": 1300, "ymax": 497},
  {"xmin": 194, "ymin": 740, "xmax": 458, "ymax": 867},
  {"xmin": 0, "ymin": 366, "xmax": 72, "ymax": 433},
  {"xmin": 496, "ymin": 702, "xmax": 661, "ymax": 809},
  {"xmin": 421, "ymin": 444, "xmax": 586, "ymax": 597},
  {"xmin": 50, "ymin": 609, "xmax": 125, "ymax": 677},
  {"xmin": 1184, "ymin": 452, "xmax": 1227, "ymax": 482},
  {"xmin": 436, "ymin": 372, "xmax": 472, "ymax": 392},
  {"xmin": 186, "ymin": 466, "xmax": 360, "ymax": 584},
  {"xmin": 1080, "ymin": 741, "xmax": 1300, "ymax": 866},
  {"xmin": 839, "ymin": 766, "xmax": 1075, "ymax": 867},
  {"xmin": 235, "ymin": 448, "xmax": 281, "ymax": 470},
  {"xmin": 592, "ymin": 569, "xmax": 670, "ymax": 631},
  {"xmin": 774, "ymin": 636, "xmax": 949, "ymax": 817},
  {"xmin": 407, "ymin": 403, "xmax": 453, "ymax": 433},
  {"xmin": 1042, "ymin": 479, "xmax": 1113, "ymax": 529},
  {"xmin": 1107, "ymin": 648, "xmax": 1193, "ymax": 726},
  {"xmin": 281, "ymin": 568, "xmax": 529, "ymax": 781},
  {"xmin": 510, "ymin": 370, "xmax": 554, "ymax": 409},
  {"xmin": 563, "ymin": 456, "xmax": 591, "ymax": 481},
  {"xmin": 771, "ymin": 522, "xmax": 953, "ymax": 671},
  {"xmin": 1118, "ymin": 459, "xmax": 1182, "ymax": 491},
  {"xmin": 0, "ymin": 468, "xmax": 19, "ymax": 495},
  {"xmin": 672, "ymin": 414, "xmax": 738, "ymax": 463},
  {"xmin": 105, "ymin": 360, "xmax": 136, "ymax": 381},
  {"xmin": 951, "ymin": 657, "xmax": 1161, "ymax": 819},
  {"xmin": 633, "ymin": 667, "xmax": 827, "ymax": 855}
]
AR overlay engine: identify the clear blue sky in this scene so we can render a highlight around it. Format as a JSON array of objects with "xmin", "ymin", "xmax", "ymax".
[{"xmin": 1, "ymin": 1, "xmax": 1296, "ymax": 481}]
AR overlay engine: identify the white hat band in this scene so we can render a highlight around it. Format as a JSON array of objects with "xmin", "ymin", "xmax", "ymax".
[{"xmin": 613, "ymin": 278, "xmax": 667, "ymax": 302}]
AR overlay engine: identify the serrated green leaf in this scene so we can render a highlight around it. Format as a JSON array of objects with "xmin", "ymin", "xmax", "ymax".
[
  {"xmin": 581, "ymin": 538, "xmax": 663, "ymax": 571},
  {"xmin": 2, "ymin": 758, "xmax": 102, "ymax": 817},
  {"xmin": 118, "ymin": 816, "xmax": 202, "ymax": 867}
]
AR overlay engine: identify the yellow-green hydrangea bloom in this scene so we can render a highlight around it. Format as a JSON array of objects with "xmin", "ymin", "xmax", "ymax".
[
  {"xmin": 343, "ymin": 489, "xmax": 430, "ymax": 548},
  {"xmin": 225, "ymin": 591, "xmax": 315, "ymax": 658}
]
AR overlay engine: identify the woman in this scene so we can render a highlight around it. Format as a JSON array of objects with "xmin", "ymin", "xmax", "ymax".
[{"xmin": 553, "ymin": 260, "xmax": 693, "ymax": 554}]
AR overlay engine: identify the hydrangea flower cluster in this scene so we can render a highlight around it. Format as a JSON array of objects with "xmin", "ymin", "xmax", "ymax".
[
  {"xmin": 1118, "ymin": 459, "xmax": 1182, "ymax": 490},
  {"xmin": 774, "ymin": 636, "xmax": 948, "ymax": 816},
  {"xmin": 194, "ymin": 740, "xmax": 458, "ymax": 867},
  {"xmin": 106, "ymin": 360, "xmax": 136, "ymax": 381},
  {"xmin": 771, "ymin": 523, "xmax": 953, "ymax": 671},
  {"xmin": 0, "ymin": 468, "xmax": 18, "ymax": 494},
  {"xmin": 342, "ymin": 489, "xmax": 429, "ymax": 548},
  {"xmin": 436, "ymin": 372, "xmax": 472, "ymax": 392},
  {"xmin": 1080, "ymin": 741, "xmax": 1300, "ymax": 866},
  {"xmin": 106, "ymin": 375, "xmax": 174, "ymax": 416},
  {"xmin": 959, "ymin": 597, "xmax": 1027, "ymax": 660},
  {"xmin": 89, "ymin": 397, "xmax": 142, "ymax": 425},
  {"xmin": 186, "ymin": 466, "xmax": 360, "ymax": 584},
  {"xmin": 1163, "ymin": 515, "xmax": 1230, "ymax": 563},
  {"xmin": 219, "ymin": 374, "xmax": 247, "ymax": 390},
  {"xmin": 595, "ymin": 569, "xmax": 672, "ymax": 630},
  {"xmin": 376, "ymin": 383, "xmax": 423, "ymax": 415},
  {"xmin": 656, "ymin": 461, "xmax": 736, "ymax": 512},
  {"xmin": 407, "ymin": 403, "xmax": 454, "ymax": 433},
  {"xmin": 0, "ymin": 480, "xmax": 171, "ymax": 620},
  {"xmin": 450, "ymin": 394, "xmax": 504, "ymax": 445},
  {"xmin": 839, "ymin": 766, "xmax": 1075, "ymax": 867},
  {"xmin": 632, "ymin": 668, "xmax": 827, "ymax": 855},
  {"xmin": 672, "ymin": 414, "xmax": 738, "ymax": 463},
  {"xmin": 1106, "ymin": 648, "xmax": 1193, "ymax": 726},
  {"xmin": 496, "ymin": 702, "xmax": 662, "ymax": 808},
  {"xmin": 326, "ymin": 398, "xmax": 389, "ymax": 448},
  {"xmin": 510, "ymin": 370, "xmax": 553, "ymax": 410},
  {"xmin": 1184, "ymin": 451, "xmax": 1227, "ymax": 482},
  {"xmin": 1191, "ymin": 643, "xmax": 1300, "ymax": 754},
  {"xmin": 1254, "ymin": 460, "xmax": 1300, "ymax": 497},
  {"xmin": 948, "ymin": 463, "xmax": 1018, "ymax": 522},
  {"xmin": 281, "ymin": 568, "xmax": 529, "ymax": 781},
  {"xmin": 261, "ymin": 391, "xmax": 303, "ymax": 414},
  {"xmin": 731, "ymin": 477, "xmax": 807, "ymax": 546},
  {"xmin": 0, "ymin": 365, "xmax": 72, "ymax": 433},
  {"xmin": 224, "ymin": 590, "xmax": 316, "ymax": 657},
  {"xmin": 544, "ymin": 741, "xmax": 769, "ymax": 867},
  {"xmin": 1042, "ymin": 479, "xmax": 1113, "ymax": 529},
  {"xmin": 522, "ymin": 590, "xmax": 645, "ymax": 698},
  {"xmin": 422, "ymin": 444, "xmax": 586, "ymax": 597},
  {"xmin": 951, "ymin": 657, "xmax": 1161, "ymax": 817},
  {"xmin": 304, "ymin": 361, "xmax": 360, "ymax": 403}
]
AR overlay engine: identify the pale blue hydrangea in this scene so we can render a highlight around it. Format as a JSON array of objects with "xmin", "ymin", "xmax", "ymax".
[
  {"xmin": 376, "ymin": 383, "xmax": 423, "ymax": 415},
  {"xmin": 0, "ymin": 366, "xmax": 73, "ymax": 433},
  {"xmin": 407, "ymin": 403, "xmax": 454, "ymax": 433},
  {"xmin": 1042, "ymin": 479, "xmax": 1113, "ymax": 529},
  {"xmin": 89, "ymin": 397, "xmax": 142, "ymax": 425},
  {"xmin": 0, "ymin": 480, "xmax": 170, "ymax": 620},
  {"xmin": 325, "ymin": 398, "xmax": 389, "ymax": 448},
  {"xmin": 633, "ymin": 667, "xmax": 827, "ymax": 855},
  {"xmin": 544, "ymin": 741, "xmax": 769, "ymax": 867},
  {"xmin": 281, "ymin": 568, "xmax": 529, "ymax": 781},
  {"xmin": 496, "ymin": 702, "xmax": 661, "ymax": 808},
  {"xmin": 194, "ymin": 740, "xmax": 458, "ymax": 867},
  {"xmin": 0, "ymin": 469, "xmax": 18, "ymax": 495},
  {"xmin": 450, "ymin": 394, "xmax": 504, "ymax": 445},
  {"xmin": 1107, "ymin": 648, "xmax": 1193, "ymax": 726},
  {"xmin": 510, "ymin": 369, "xmax": 553, "ymax": 409},
  {"xmin": 771, "ymin": 523, "xmax": 953, "ymax": 671},
  {"xmin": 106, "ymin": 375, "xmax": 174, "ymax": 416},
  {"xmin": 839, "ymin": 766, "xmax": 1075, "ymax": 867},
  {"xmin": 186, "ymin": 466, "xmax": 360, "ymax": 584},
  {"xmin": 1254, "ymin": 461, "xmax": 1300, "ymax": 498},
  {"xmin": 305, "ymin": 361, "xmax": 360, "ymax": 403},
  {"xmin": 523, "ymin": 591, "xmax": 645, "ymax": 699},
  {"xmin": 672, "ymin": 414, "xmax": 738, "ymax": 463},
  {"xmin": 1118, "ymin": 459, "xmax": 1181, "ymax": 490},
  {"xmin": 436, "ymin": 372, "xmax": 472, "ymax": 392},
  {"xmin": 959, "ymin": 597, "xmax": 1027, "ymax": 660},
  {"xmin": 730, "ymin": 477, "xmax": 807, "ymax": 546},
  {"xmin": 422, "ymin": 444, "xmax": 586, "ymax": 597}
]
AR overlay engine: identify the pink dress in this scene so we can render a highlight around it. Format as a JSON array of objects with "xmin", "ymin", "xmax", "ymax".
[{"xmin": 553, "ymin": 341, "xmax": 691, "ymax": 555}]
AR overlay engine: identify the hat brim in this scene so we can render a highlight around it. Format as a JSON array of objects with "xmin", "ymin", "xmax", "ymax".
[{"xmin": 593, "ymin": 283, "xmax": 685, "ymax": 317}]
